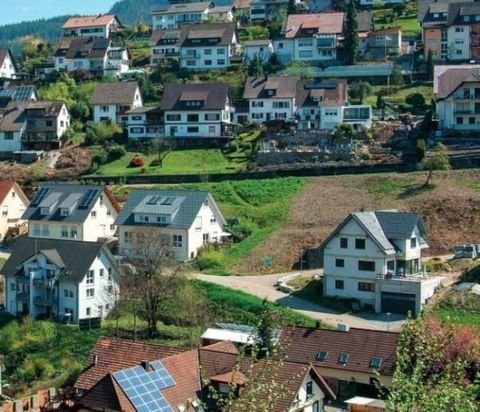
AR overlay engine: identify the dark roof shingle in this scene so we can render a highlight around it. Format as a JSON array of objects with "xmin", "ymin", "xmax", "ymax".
[
  {"xmin": 160, "ymin": 83, "xmax": 230, "ymax": 111},
  {"xmin": 91, "ymin": 82, "xmax": 140, "ymax": 105}
]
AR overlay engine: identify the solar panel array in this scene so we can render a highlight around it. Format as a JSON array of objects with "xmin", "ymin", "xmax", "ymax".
[
  {"xmin": 113, "ymin": 360, "xmax": 175, "ymax": 412},
  {"xmin": 31, "ymin": 187, "xmax": 49, "ymax": 206},
  {"xmin": 79, "ymin": 189, "xmax": 98, "ymax": 208}
]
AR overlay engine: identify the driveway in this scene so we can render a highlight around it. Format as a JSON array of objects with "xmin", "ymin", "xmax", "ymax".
[{"xmin": 194, "ymin": 271, "xmax": 405, "ymax": 331}]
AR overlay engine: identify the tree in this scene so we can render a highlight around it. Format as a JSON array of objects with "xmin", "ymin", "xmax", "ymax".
[
  {"xmin": 125, "ymin": 227, "xmax": 181, "ymax": 338},
  {"xmin": 391, "ymin": 64, "xmax": 404, "ymax": 86},
  {"xmin": 427, "ymin": 49, "xmax": 434, "ymax": 81},
  {"xmin": 386, "ymin": 316, "xmax": 480, "ymax": 411},
  {"xmin": 376, "ymin": 93, "xmax": 386, "ymax": 110},
  {"xmin": 406, "ymin": 92, "xmax": 426, "ymax": 109},
  {"xmin": 288, "ymin": 0, "xmax": 298, "ymax": 13},
  {"xmin": 248, "ymin": 54, "xmax": 264, "ymax": 77},
  {"xmin": 150, "ymin": 137, "xmax": 175, "ymax": 168},
  {"xmin": 349, "ymin": 82, "xmax": 372, "ymax": 104},
  {"xmin": 285, "ymin": 61, "xmax": 315, "ymax": 79},
  {"xmin": 422, "ymin": 142, "xmax": 451, "ymax": 186},
  {"xmin": 344, "ymin": 0, "xmax": 359, "ymax": 65},
  {"xmin": 333, "ymin": 124, "xmax": 355, "ymax": 141}
]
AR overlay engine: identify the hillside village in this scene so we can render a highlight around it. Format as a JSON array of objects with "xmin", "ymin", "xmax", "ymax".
[{"xmin": 0, "ymin": 0, "xmax": 479, "ymax": 411}]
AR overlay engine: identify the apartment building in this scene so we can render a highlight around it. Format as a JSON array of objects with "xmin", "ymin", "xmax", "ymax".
[
  {"xmin": 62, "ymin": 14, "xmax": 122, "ymax": 38},
  {"xmin": 152, "ymin": 2, "xmax": 214, "ymax": 29}
]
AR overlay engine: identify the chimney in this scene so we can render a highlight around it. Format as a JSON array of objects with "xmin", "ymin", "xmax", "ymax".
[
  {"xmin": 93, "ymin": 355, "xmax": 98, "ymax": 366},
  {"xmin": 141, "ymin": 361, "xmax": 152, "ymax": 372},
  {"xmin": 337, "ymin": 323, "xmax": 350, "ymax": 332}
]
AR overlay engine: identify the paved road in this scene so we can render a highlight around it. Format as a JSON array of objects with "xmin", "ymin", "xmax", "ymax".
[{"xmin": 194, "ymin": 271, "xmax": 406, "ymax": 331}]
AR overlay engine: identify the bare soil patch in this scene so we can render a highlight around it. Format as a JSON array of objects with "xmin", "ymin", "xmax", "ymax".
[{"xmin": 234, "ymin": 170, "xmax": 480, "ymax": 274}]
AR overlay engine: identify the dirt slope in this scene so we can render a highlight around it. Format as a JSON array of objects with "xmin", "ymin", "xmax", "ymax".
[{"xmin": 233, "ymin": 170, "xmax": 480, "ymax": 274}]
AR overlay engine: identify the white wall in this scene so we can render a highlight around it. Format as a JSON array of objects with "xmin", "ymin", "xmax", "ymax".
[
  {"xmin": 0, "ymin": 185, "xmax": 28, "ymax": 240},
  {"xmin": 94, "ymin": 104, "xmax": 118, "ymax": 123},
  {"xmin": 248, "ymin": 98, "xmax": 296, "ymax": 123},
  {"xmin": 164, "ymin": 108, "xmax": 231, "ymax": 137},
  {"xmin": 0, "ymin": 127, "xmax": 25, "ymax": 153},
  {"xmin": 0, "ymin": 53, "xmax": 16, "ymax": 79},
  {"xmin": 289, "ymin": 373, "xmax": 325, "ymax": 412},
  {"xmin": 245, "ymin": 44, "xmax": 273, "ymax": 64},
  {"xmin": 447, "ymin": 25, "xmax": 470, "ymax": 61},
  {"xmin": 181, "ymin": 46, "xmax": 231, "ymax": 70}
]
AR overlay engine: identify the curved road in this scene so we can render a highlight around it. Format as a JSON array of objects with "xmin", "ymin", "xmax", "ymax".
[{"xmin": 194, "ymin": 271, "xmax": 406, "ymax": 331}]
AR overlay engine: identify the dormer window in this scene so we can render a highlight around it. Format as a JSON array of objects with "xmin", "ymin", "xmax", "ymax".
[
  {"xmin": 40, "ymin": 207, "xmax": 49, "ymax": 216},
  {"xmin": 410, "ymin": 238, "xmax": 417, "ymax": 248},
  {"xmin": 60, "ymin": 208, "xmax": 69, "ymax": 216},
  {"xmin": 157, "ymin": 216, "xmax": 167, "ymax": 224},
  {"xmin": 267, "ymin": 90, "xmax": 275, "ymax": 96}
]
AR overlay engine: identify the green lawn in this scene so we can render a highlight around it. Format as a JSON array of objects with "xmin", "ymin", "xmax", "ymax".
[
  {"xmin": 93, "ymin": 130, "xmax": 261, "ymax": 177},
  {"xmin": 365, "ymin": 82, "xmax": 434, "ymax": 109},
  {"xmin": 430, "ymin": 289, "xmax": 480, "ymax": 331},
  {"xmin": 112, "ymin": 177, "xmax": 305, "ymax": 274},
  {"xmin": 376, "ymin": 14, "xmax": 421, "ymax": 35}
]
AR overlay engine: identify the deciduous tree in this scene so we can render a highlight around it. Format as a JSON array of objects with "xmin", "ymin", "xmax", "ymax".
[{"xmin": 422, "ymin": 142, "xmax": 450, "ymax": 186}]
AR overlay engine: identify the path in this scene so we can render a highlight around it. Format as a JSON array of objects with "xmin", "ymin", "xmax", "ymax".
[{"xmin": 194, "ymin": 271, "xmax": 406, "ymax": 331}]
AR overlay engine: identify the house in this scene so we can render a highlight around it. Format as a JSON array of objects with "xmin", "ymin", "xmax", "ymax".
[
  {"xmin": 62, "ymin": 14, "xmax": 122, "ymax": 38},
  {"xmin": 0, "ymin": 49, "xmax": 17, "ymax": 79},
  {"xmin": 436, "ymin": 67, "xmax": 480, "ymax": 131},
  {"xmin": 244, "ymin": 39, "xmax": 274, "ymax": 64},
  {"xmin": 358, "ymin": 10, "xmax": 375, "ymax": 57},
  {"xmin": 152, "ymin": 2, "xmax": 214, "ymax": 29},
  {"xmin": 115, "ymin": 189, "xmax": 228, "ymax": 261},
  {"xmin": 150, "ymin": 29, "xmax": 182, "ymax": 65},
  {"xmin": 75, "ymin": 337, "xmax": 199, "ymax": 411},
  {"xmin": 180, "ymin": 23, "xmax": 240, "ymax": 70},
  {"xmin": 125, "ymin": 105, "xmax": 163, "ymax": 139},
  {"xmin": 0, "ymin": 84, "xmax": 38, "ymax": 105},
  {"xmin": 54, "ymin": 37, "xmax": 130, "ymax": 77},
  {"xmin": 22, "ymin": 101, "xmax": 70, "ymax": 150},
  {"xmin": 367, "ymin": 27, "xmax": 403, "ymax": 58},
  {"xmin": 421, "ymin": 0, "xmax": 480, "ymax": 61},
  {"xmin": 281, "ymin": 324, "xmax": 399, "ymax": 390},
  {"xmin": 0, "ymin": 103, "xmax": 27, "ymax": 155},
  {"xmin": 244, "ymin": 76, "xmax": 301, "ymax": 123},
  {"xmin": 160, "ymin": 82, "xmax": 235, "ymax": 139},
  {"xmin": 2, "ymin": 237, "xmax": 120, "ymax": 323},
  {"xmin": 320, "ymin": 210, "xmax": 443, "ymax": 315},
  {"xmin": 91, "ymin": 81, "xmax": 143, "ymax": 124},
  {"xmin": 75, "ymin": 336, "xmax": 336, "ymax": 412},
  {"xmin": 209, "ymin": 5, "xmax": 235, "ymax": 22},
  {"xmin": 22, "ymin": 183, "xmax": 120, "ymax": 242},
  {"xmin": 0, "ymin": 181, "xmax": 29, "ymax": 241},
  {"xmin": 250, "ymin": 0, "xmax": 292, "ymax": 21},
  {"xmin": 273, "ymin": 12, "xmax": 344, "ymax": 64}
]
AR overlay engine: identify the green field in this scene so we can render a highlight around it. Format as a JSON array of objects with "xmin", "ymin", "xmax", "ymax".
[
  {"xmin": 376, "ymin": 14, "xmax": 421, "ymax": 35},
  {"xmin": 365, "ymin": 82, "xmax": 434, "ymax": 109}
]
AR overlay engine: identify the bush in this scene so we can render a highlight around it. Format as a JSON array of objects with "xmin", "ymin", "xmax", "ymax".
[
  {"xmin": 150, "ymin": 158, "xmax": 162, "ymax": 167},
  {"xmin": 107, "ymin": 145, "xmax": 127, "ymax": 162},
  {"xmin": 92, "ymin": 147, "xmax": 108, "ymax": 165},
  {"xmin": 129, "ymin": 155, "xmax": 144, "ymax": 168},
  {"xmin": 196, "ymin": 248, "xmax": 225, "ymax": 272},
  {"xmin": 406, "ymin": 93, "xmax": 426, "ymax": 109},
  {"xmin": 84, "ymin": 128, "xmax": 99, "ymax": 146}
]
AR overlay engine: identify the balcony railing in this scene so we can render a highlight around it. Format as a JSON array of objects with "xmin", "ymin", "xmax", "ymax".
[
  {"xmin": 34, "ymin": 296, "xmax": 55, "ymax": 307},
  {"xmin": 33, "ymin": 279, "xmax": 53, "ymax": 288},
  {"xmin": 377, "ymin": 272, "xmax": 427, "ymax": 281}
]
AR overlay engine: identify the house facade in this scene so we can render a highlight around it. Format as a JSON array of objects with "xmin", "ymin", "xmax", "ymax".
[
  {"xmin": 0, "ymin": 103, "xmax": 27, "ymax": 155},
  {"xmin": 22, "ymin": 101, "xmax": 70, "ymax": 150},
  {"xmin": 0, "ymin": 49, "xmax": 17, "ymax": 79},
  {"xmin": 250, "ymin": 0, "xmax": 291, "ymax": 21},
  {"xmin": 115, "ymin": 189, "xmax": 228, "ymax": 261},
  {"xmin": 152, "ymin": 2, "xmax": 214, "ymax": 29},
  {"xmin": 62, "ymin": 15, "xmax": 122, "ymax": 38},
  {"xmin": 436, "ymin": 67, "xmax": 480, "ymax": 131},
  {"xmin": 91, "ymin": 81, "xmax": 143, "ymax": 124},
  {"xmin": 321, "ymin": 210, "xmax": 442, "ymax": 315},
  {"xmin": 367, "ymin": 27, "xmax": 403, "ymax": 58},
  {"xmin": 0, "ymin": 181, "xmax": 29, "ymax": 241},
  {"xmin": 54, "ymin": 37, "xmax": 130, "ymax": 77},
  {"xmin": 3, "ymin": 237, "xmax": 119, "ymax": 323},
  {"xmin": 125, "ymin": 106, "xmax": 163, "ymax": 139},
  {"xmin": 274, "ymin": 13, "xmax": 344, "ymax": 64},
  {"xmin": 244, "ymin": 39, "xmax": 274, "ymax": 64},
  {"xmin": 22, "ymin": 183, "xmax": 119, "ymax": 242},
  {"xmin": 161, "ymin": 82, "xmax": 234, "ymax": 139}
]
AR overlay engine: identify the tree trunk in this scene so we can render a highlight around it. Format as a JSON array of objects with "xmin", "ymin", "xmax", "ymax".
[{"xmin": 425, "ymin": 169, "xmax": 433, "ymax": 186}]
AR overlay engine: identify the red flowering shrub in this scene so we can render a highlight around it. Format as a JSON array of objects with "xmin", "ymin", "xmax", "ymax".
[{"xmin": 129, "ymin": 155, "xmax": 144, "ymax": 168}]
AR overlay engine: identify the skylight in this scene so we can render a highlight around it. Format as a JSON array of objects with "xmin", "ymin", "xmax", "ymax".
[
  {"xmin": 338, "ymin": 352, "xmax": 349, "ymax": 365},
  {"xmin": 315, "ymin": 350, "xmax": 329, "ymax": 362},
  {"xmin": 370, "ymin": 356, "xmax": 383, "ymax": 369}
]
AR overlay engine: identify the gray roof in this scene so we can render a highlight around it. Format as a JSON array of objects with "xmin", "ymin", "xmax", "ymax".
[
  {"xmin": 54, "ymin": 37, "xmax": 112, "ymax": 60},
  {"xmin": 22, "ymin": 183, "xmax": 110, "ymax": 223},
  {"xmin": 152, "ymin": 1, "xmax": 213, "ymax": 14},
  {"xmin": 320, "ymin": 210, "xmax": 426, "ymax": 255},
  {"xmin": 91, "ymin": 82, "xmax": 139, "ymax": 105},
  {"xmin": 160, "ymin": 83, "xmax": 230, "ymax": 111},
  {"xmin": 2, "ymin": 237, "xmax": 111, "ymax": 282},
  {"xmin": 114, "ymin": 189, "xmax": 226, "ymax": 229}
]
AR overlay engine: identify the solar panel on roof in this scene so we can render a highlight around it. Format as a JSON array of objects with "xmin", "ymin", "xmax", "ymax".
[
  {"xmin": 161, "ymin": 196, "xmax": 175, "ymax": 206},
  {"xmin": 146, "ymin": 195, "xmax": 162, "ymax": 205},
  {"xmin": 113, "ymin": 361, "xmax": 175, "ymax": 412},
  {"xmin": 31, "ymin": 187, "xmax": 49, "ymax": 206},
  {"xmin": 79, "ymin": 189, "xmax": 98, "ymax": 208},
  {"xmin": 93, "ymin": 39, "xmax": 109, "ymax": 50}
]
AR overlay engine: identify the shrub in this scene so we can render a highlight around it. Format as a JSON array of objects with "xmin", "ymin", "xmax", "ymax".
[
  {"xmin": 150, "ymin": 158, "xmax": 162, "ymax": 167},
  {"xmin": 107, "ymin": 145, "xmax": 126, "ymax": 162},
  {"xmin": 406, "ymin": 93, "xmax": 426, "ymax": 109},
  {"xmin": 84, "ymin": 128, "xmax": 99, "ymax": 146},
  {"xmin": 92, "ymin": 147, "xmax": 108, "ymax": 165},
  {"xmin": 196, "ymin": 248, "xmax": 225, "ymax": 272},
  {"xmin": 129, "ymin": 155, "xmax": 144, "ymax": 168}
]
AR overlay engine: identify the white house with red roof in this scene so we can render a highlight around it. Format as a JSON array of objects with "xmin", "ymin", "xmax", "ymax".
[
  {"xmin": 62, "ymin": 15, "xmax": 122, "ymax": 38},
  {"xmin": 273, "ymin": 12, "xmax": 345, "ymax": 64},
  {"xmin": 0, "ymin": 181, "xmax": 29, "ymax": 241}
]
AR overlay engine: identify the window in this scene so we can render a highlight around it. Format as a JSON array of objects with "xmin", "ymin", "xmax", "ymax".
[
  {"xmin": 173, "ymin": 234, "xmax": 183, "ymax": 248},
  {"xmin": 335, "ymin": 279, "xmax": 344, "ymax": 289},
  {"xmin": 455, "ymin": 27, "xmax": 464, "ymax": 32},
  {"xmin": 61, "ymin": 225, "xmax": 68, "ymax": 238},
  {"xmin": 42, "ymin": 224, "xmax": 49, "ymax": 237},
  {"xmin": 33, "ymin": 223, "xmax": 40, "ymax": 236},
  {"xmin": 166, "ymin": 114, "xmax": 181, "ymax": 121},
  {"xmin": 410, "ymin": 238, "xmax": 417, "ymax": 248},
  {"xmin": 217, "ymin": 48, "xmax": 225, "ymax": 55},
  {"xmin": 86, "ymin": 307, "xmax": 91, "ymax": 316},
  {"xmin": 205, "ymin": 113, "xmax": 220, "ymax": 121},
  {"xmin": 60, "ymin": 208, "xmax": 69, "ymax": 216},
  {"xmin": 1, "ymin": 207, "xmax": 7, "ymax": 216},
  {"xmin": 457, "ymin": 117, "xmax": 464, "ymax": 125},
  {"xmin": 204, "ymin": 60, "xmax": 212, "ymax": 66},
  {"xmin": 4, "ymin": 132, "xmax": 13, "ymax": 140},
  {"xmin": 469, "ymin": 117, "xmax": 476, "ymax": 125},
  {"xmin": 100, "ymin": 106, "xmax": 109, "ymax": 113},
  {"xmin": 87, "ymin": 270, "xmax": 94, "ymax": 284},
  {"xmin": 71, "ymin": 227, "xmax": 78, "ymax": 239},
  {"xmin": 187, "ymin": 126, "xmax": 199, "ymax": 133},
  {"xmin": 86, "ymin": 288, "xmax": 94, "ymax": 298},
  {"xmin": 340, "ymin": 237, "xmax": 348, "ymax": 248},
  {"xmin": 387, "ymin": 260, "xmax": 395, "ymax": 271},
  {"xmin": 358, "ymin": 260, "xmax": 375, "ymax": 271},
  {"xmin": 203, "ymin": 233, "xmax": 209, "ymax": 244},
  {"xmin": 316, "ymin": 350, "xmax": 328, "ymax": 362},
  {"xmin": 210, "ymin": 215, "xmax": 216, "ymax": 223},
  {"xmin": 306, "ymin": 381, "xmax": 313, "ymax": 396},
  {"xmin": 217, "ymin": 59, "xmax": 225, "ymax": 65},
  {"xmin": 358, "ymin": 281, "xmax": 375, "ymax": 292},
  {"xmin": 370, "ymin": 357, "xmax": 383, "ymax": 369},
  {"xmin": 338, "ymin": 352, "xmax": 350, "ymax": 365},
  {"xmin": 204, "ymin": 49, "xmax": 212, "ymax": 55},
  {"xmin": 108, "ymin": 267, "xmax": 112, "ymax": 281},
  {"xmin": 187, "ymin": 114, "xmax": 199, "ymax": 122},
  {"xmin": 91, "ymin": 211, "xmax": 97, "ymax": 217},
  {"xmin": 99, "ymin": 268, "xmax": 104, "ymax": 278},
  {"xmin": 64, "ymin": 289, "xmax": 68, "ymax": 298},
  {"xmin": 46, "ymin": 120, "xmax": 53, "ymax": 127},
  {"xmin": 335, "ymin": 258, "xmax": 344, "ymax": 268},
  {"xmin": 355, "ymin": 238, "xmax": 366, "ymax": 249},
  {"xmin": 252, "ymin": 101, "xmax": 264, "ymax": 108},
  {"xmin": 69, "ymin": 290, "xmax": 73, "ymax": 298},
  {"xmin": 124, "ymin": 231, "xmax": 130, "ymax": 244},
  {"xmin": 10, "ymin": 283, "xmax": 15, "ymax": 291},
  {"xmin": 132, "ymin": 116, "xmax": 142, "ymax": 121}
]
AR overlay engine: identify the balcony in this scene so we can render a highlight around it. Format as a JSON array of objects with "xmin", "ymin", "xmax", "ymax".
[
  {"xmin": 33, "ymin": 278, "xmax": 53, "ymax": 288},
  {"xmin": 16, "ymin": 291, "xmax": 30, "ymax": 301},
  {"xmin": 34, "ymin": 296, "xmax": 55, "ymax": 307}
]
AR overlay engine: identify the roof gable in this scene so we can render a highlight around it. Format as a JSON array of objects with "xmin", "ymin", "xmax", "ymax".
[
  {"xmin": 62, "ymin": 14, "xmax": 119, "ymax": 29},
  {"xmin": 91, "ymin": 82, "xmax": 140, "ymax": 105}
]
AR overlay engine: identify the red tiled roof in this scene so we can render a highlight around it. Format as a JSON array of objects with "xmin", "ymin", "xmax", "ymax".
[
  {"xmin": 284, "ymin": 13, "xmax": 344, "ymax": 38},
  {"xmin": 63, "ymin": 15, "xmax": 117, "ymax": 29},
  {"xmin": 281, "ymin": 326, "xmax": 399, "ymax": 376},
  {"xmin": 0, "ymin": 181, "xmax": 28, "ymax": 205},
  {"xmin": 211, "ymin": 370, "xmax": 248, "ymax": 385},
  {"xmin": 202, "ymin": 340, "xmax": 240, "ymax": 354},
  {"xmin": 74, "ymin": 337, "xmax": 186, "ymax": 391}
]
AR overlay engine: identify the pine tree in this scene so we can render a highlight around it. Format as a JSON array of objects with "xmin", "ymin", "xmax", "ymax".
[{"xmin": 344, "ymin": 0, "xmax": 359, "ymax": 65}]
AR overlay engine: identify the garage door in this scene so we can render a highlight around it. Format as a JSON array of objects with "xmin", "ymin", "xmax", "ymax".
[{"xmin": 381, "ymin": 292, "xmax": 416, "ymax": 315}]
